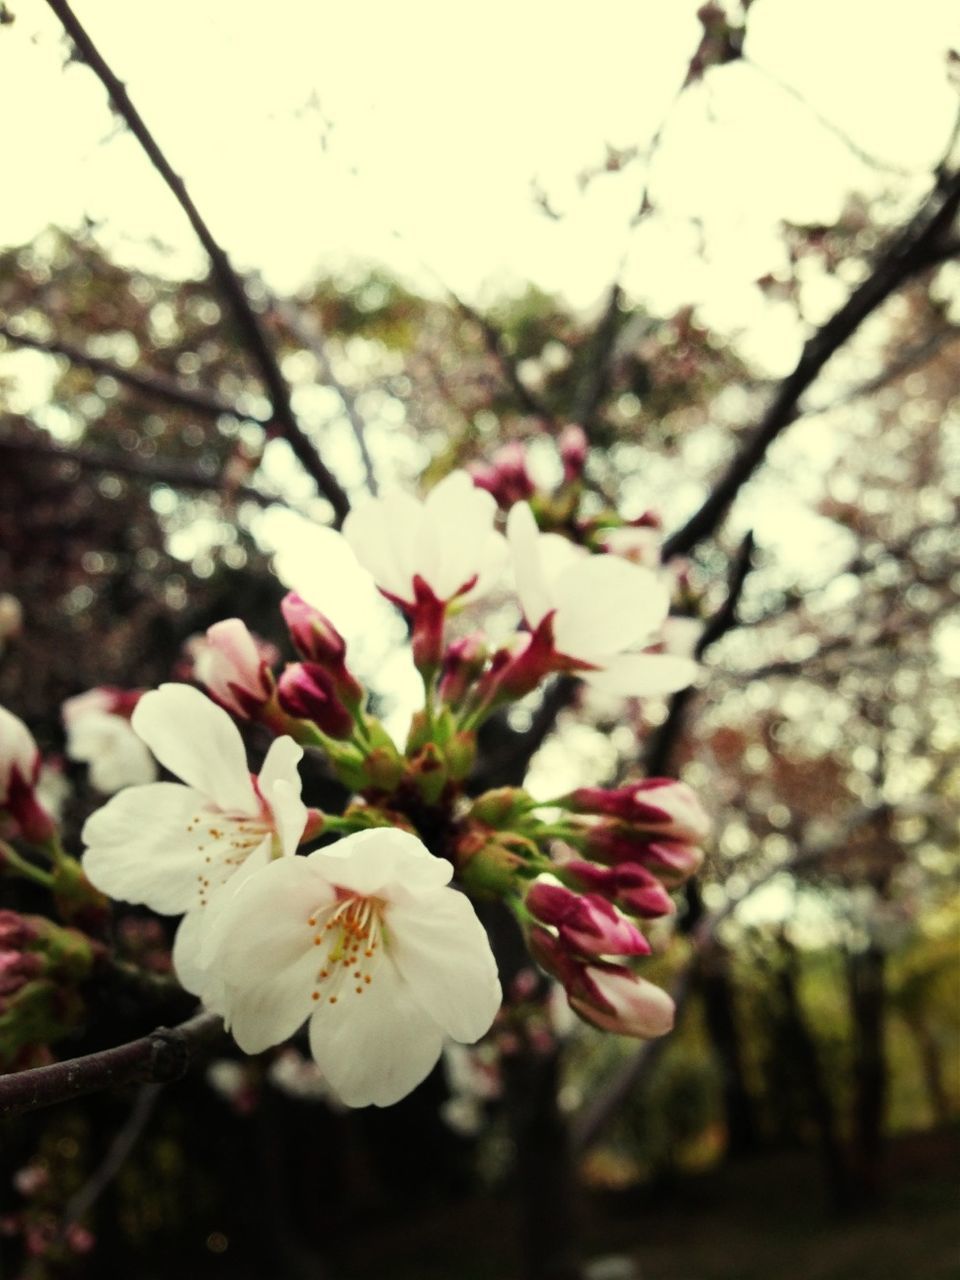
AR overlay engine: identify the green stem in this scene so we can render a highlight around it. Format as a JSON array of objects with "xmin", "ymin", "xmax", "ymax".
[{"xmin": 0, "ymin": 841, "xmax": 55, "ymax": 888}]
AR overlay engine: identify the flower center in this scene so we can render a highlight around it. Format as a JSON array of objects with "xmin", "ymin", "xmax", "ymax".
[
  {"xmin": 308, "ymin": 895, "xmax": 386, "ymax": 1006},
  {"xmin": 185, "ymin": 812, "xmax": 272, "ymax": 908}
]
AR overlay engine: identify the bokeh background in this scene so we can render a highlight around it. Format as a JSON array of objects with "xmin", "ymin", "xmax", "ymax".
[{"xmin": 1, "ymin": 2, "xmax": 958, "ymax": 1277}]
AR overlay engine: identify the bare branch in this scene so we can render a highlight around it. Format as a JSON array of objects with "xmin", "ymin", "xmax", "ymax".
[
  {"xmin": 0, "ymin": 319, "xmax": 267, "ymax": 424},
  {"xmin": 0, "ymin": 1010, "xmax": 222, "ymax": 1118},
  {"xmin": 0, "ymin": 433, "xmax": 288, "ymax": 509},
  {"xmin": 571, "ymin": 281, "xmax": 624, "ymax": 432},
  {"xmin": 662, "ymin": 168, "xmax": 960, "ymax": 560},
  {"xmin": 63, "ymin": 1083, "xmax": 163, "ymax": 1224},
  {"xmin": 449, "ymin": 288, "xmax": 557, "ymax": 427},
  {"xmin": 45, "ymin": 0, "xmax": 350, "ymax": 525}
]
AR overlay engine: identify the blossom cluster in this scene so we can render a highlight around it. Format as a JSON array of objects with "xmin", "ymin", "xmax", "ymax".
[{"xmin": 0, "ymin": 455, "xmax": 709, "ymax": 1109}]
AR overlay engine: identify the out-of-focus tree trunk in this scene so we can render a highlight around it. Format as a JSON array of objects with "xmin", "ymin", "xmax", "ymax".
[
  {"xmin": 847, "ymin": 942, "xmax": 889, "ymax": 1205},
  {"xmin": 696, "ymin": 941, "xmax": 760, "ymax": 1157},
  {"xmin": 902, "ymin": 1013, "xmax": 952, "ymax": 1126}
]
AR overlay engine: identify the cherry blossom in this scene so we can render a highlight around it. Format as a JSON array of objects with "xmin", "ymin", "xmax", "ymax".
[
  {"xmin": 342, "ymin": 470, "xmax": 507, "ymax": 610},
  {"xmin": 63, "ymin": 689, "xmax": 156, "ymax": 793},
  {"xmin": 203, "ymin": 827, "xmax": 502, "ymax": 1108},
  {"xmin": 506, "ymin": 501, "xmax": 697, "ymax": 697},
  {"xmin": 80, "ymin": 684, "xmax": 307, "ymax": 991}
]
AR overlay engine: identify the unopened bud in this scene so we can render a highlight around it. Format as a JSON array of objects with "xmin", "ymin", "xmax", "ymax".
[
  {"xmin": 561, "ymin": 860, "xmax": 675, "ymax": 918},
  {"xmin": 568, "ymin": 778, "xmax": 710, "ymax": 843},
  {"xmin": 438, "ymin": 634, "xmax": 488, "ymax": 706},
  {"xmin": 193, "ymin": 619, "xmax": 274, "ymax": 719},
  {"xmin": 525, "ymin": 875, "xmax": 650, "ymax": 957},
  {"xmin": 277, "ymin": 664, "xmax": 355, "ymax": 739},
  {"xmin": 281, "ymin": 593, "xmax": 363, "ymax": 710},
  {"xmin": 559, "ymin": 424, "xmax": 588, "ymax": 483}
]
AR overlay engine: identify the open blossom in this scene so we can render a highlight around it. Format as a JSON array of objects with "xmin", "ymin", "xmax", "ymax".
[
  {"xmin": 81, "ymin": 684, "xmax": 307, "ymax": 990},
  {"xmin": 0, "ymin": 706, "xmax": 55, "ymax": 843},
  {"xmin": 203, "ymin": 827, "xmax": 502, "ymax": 1108},
  {"xmin": 342, "ymin": 470, "xmax": 507, "ymax": 609},
  {"xmin": 63, "ymin": 688, "xmax": 156, "ymax": 794},
  {"xmin": 506, "ymin": 502, "xmax": 697, "ymax": 697},
  {"xmin": 191, "ymin": 619, "xmax": 275, "ymax": 719}
]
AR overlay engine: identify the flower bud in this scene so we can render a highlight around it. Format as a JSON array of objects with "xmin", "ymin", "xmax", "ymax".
[
  {"xmin": 568, "ymin": 965, "xmax": 675, "ymax": 1038},
  {"xmin": 410, "ymin": 576, "xmax": 447, "ymax": 677},
  {"xmin": 438, "ymin": 634, "xmax": 488, "ymax": 706},
  {"xmin": 0, "ymin": 707, "xmax": 55, "ymax": 845},
  {"xmin": 560, "ymin": 860, "xmax": 675, "ymax": 918},
  {"xmin": 583, "ymin": 823, "xmax": 704, "ymax": 885},
  {"xmin": 568, "ymin": 778, "xmax": 710, "ymax": 843},
  {"xmin": 276, "ymin": 663, "xmax": 355, "ymax": 739},
  {"xmin": 193, "ymin": 619, "xmax": 274, "ymax": 719},
  {"xmin": 281, "ymin": 593, "xmax": 364, "ymax": 710},
  {"xmin": 559, "ymin": 424, "xmax": 588, "ymax": 483},
  {"xmin": 526, "ymin": 876, "xmax": 650, "ymax": 957},
  {"xmin": 470, "ymin": 442, "xmax": 535, "ymax": 507}
]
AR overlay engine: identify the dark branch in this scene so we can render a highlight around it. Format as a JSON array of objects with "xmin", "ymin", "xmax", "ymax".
[
  {"xmin": 0, "ymin": 433, "xmax": 285, "ymax": 508},
  {"xmin": 0, "ymin": 320, "xmax": 268, "ymax": 424},
  {"xmin": 45, "ymin": 0, "xmax": 350, "ymax": 526},
  {"xmin": 644, "ymin": 530, "xmax": 755, "ymax": 776},
  {"xmin": 572, "ymin": 282, "xmax": 624, "ymax": 432},
  {"xmin": 450, "ymin": 290, "xmax": 557, "ymax": 427},
  {"xmin": 662, "ymin": 168, "xmax": 960, "ymax": 560},
  {"xmin": 0, "ymin": 1010, "xmax": 222, "ymax": 1118}
]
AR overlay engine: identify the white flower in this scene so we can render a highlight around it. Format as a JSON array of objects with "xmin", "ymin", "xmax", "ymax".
[
  {"xmin": 203, "ymin": 827, "xmax": 502, "ymax": 1108},
  {"xmin": 506, "ymin": 502, "xmax": 697, "ymax": 697},
  {"xmin": 342, "ymin": 470, "xmax": 507, "ymax": 608},
  {"xmin": 0, "ymin": 706, "xmax": 39, "ymax": 804},
  {"xmin": 64, "ymin": 703, "xmax": 157, "ymax": 794},
  {"xmin": 81, "ymin": 683, "xmax": 307, "ymax": 992}
]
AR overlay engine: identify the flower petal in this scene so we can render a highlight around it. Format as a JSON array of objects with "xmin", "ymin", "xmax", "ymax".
[
  {"xmin": 304, "ymin": 828, "xmax": 452, "ymax": 900},
  {"xmin": 582, "ymin": 653, "xmax": 698, "ymax": 697},
  {"xmin": 131, "ymin": 684, "xmax": 257, "ymax": 815},
  {"xmin": 256, "ymin": 736, "xmax": 307, "ymax": 856},
  {"xmin": 82, "ymin": 783, "xmax": 218, "ymax": 914},
  {"xmin": 308, "ymin": 961, "xmax": 445, "ymax": 1107},
  {"xmin": 506, "ymin": 502, "xmax": 554, "ymax": 629},
  {"xmin": 552, "ymin": 556, "xmax": 669, "ymax": 663},
  {"xmin": 388, "ymin": 890, "xmax": 501, "ymax": 1043}
]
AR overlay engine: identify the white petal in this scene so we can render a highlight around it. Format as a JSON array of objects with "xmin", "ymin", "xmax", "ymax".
[
  {"xmin": 304, "ymin": 828, "xmax": 452, "ymax": 901},
  {"xmin": 582, "ymin": 653, "xmax": 699, "ymax": 697},
  {"xmin": 552, "ymin": 556, "xmax": 669, "ymax": 663},
  {"xmin": 257, "ymin": 736, "xmax": 307, "ymax": 856},
  {"xmin": 342, "ymin": 491, "xmax": 423, "ymax": 602},
  {"xmin": 131, "ymin": 684, "xmax": 257, "ymax": 815},
  {"xmin": 67, "ymin": 713, "xmax": 158, "ymax": 792},
  {"xmin": 421, "ymin": 472, "xmax": 499, "ymax": 601},
  {"xmin": 82, "ymin": 783, "xmax": 218, "ymax": 914},
  {"xmin": 506, "ymin": 502, "xmax": 553, "ymax": 629},
  {"xmin": 388, "ymin": 890, "xmax": 501, "ymax": 1043},
  {"xmin": 172, "ymin": 909, "xmax": 208, "ymax": 997},
  {"xmin": 308, "ymin": 961, "xmax": 445, "ymax": 1107}
]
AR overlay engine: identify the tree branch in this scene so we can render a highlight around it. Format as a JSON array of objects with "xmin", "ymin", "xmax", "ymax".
[
  {"xmin": 662, "ymin": 168, "xmax": 960, "ymax": 560},
  {"xmin": 45, "ymin": 0, "xmax": 350, "ymax": 525},
  {"xmin": 0, "ymin": 433, "xmax": 286, "ymax": 508},
  {"xmin": 0, "ymin": 1010, "xmax": 222, "ymax": 1118},
  {"xmin": 0, "ymin": 320, "xmax": 268, "ymax": 425},
  {"xmin": 449, "ymin": 289, "xmax": 557, "ymax": 427}
]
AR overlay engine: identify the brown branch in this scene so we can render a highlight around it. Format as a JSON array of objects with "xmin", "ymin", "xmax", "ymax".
[
  {"xmin": 643, "ymin": 530, "xmax": 755, "ymax": 775},
  {"xmin": 0, "ymin": 1010, "xmax": 222, "ymax": 1118},
  {"xmin": 45, "ymin": 0, "xmax": 350, "ymax": 526},
  {"xmin": 63, "ymin": 1082, "xmax": 163, "ymax": 1224},
  {"xmin": 0, "ymin": 320, "xmax": 267, "ymax": 424},
  {"xmin": 449, "ymin": 289, "xmax": 557, "ymax": 427},
  {"xmin": 572, "ymin": 281, "xmax": 624, "ymax": 433},
  {"xmin": 662, "ymin": 167, "xmax": 960, "ymax": 560},
  {"xmin": 0, "ymin": 433, "xmax": 286, "ymax": 508}
]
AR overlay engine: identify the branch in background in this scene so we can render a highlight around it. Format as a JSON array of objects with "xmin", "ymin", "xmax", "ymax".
[
  {"xmin": 0, "ymin": 434, "xmax": 288, "ymax": 509},
  {"xmin": 448, "ymin": 288, "xmax": 557, "ymax": 428},
  {"xmin": 802, "ymin": 325, "xmax": 960, "ymax": 414},
  {"xmin": 470, "ymin": 676, "xmax": 579, "ymax": 793},
  {"xmin": 45, "ymin": 0, "xmax": 350, "ymax": 526},
  {"xmin": 0, "ymin": 1010, "xmax": 222, "ymax": 1119},
  {"xmin": 644, "ymin": 530, "xmax": 755, "ymax": 776},
  {"xmin": 62, "ymin": 1083, "xmax": 164, "ymax": 1225},
  {"xmin": 571, "ymin": 281, "xmax": 624, "ymax": 433},
  {"xmin": 271, "ymin": 297, "xmax": 379, "ymax": 495},
  {"xmin": 0, "ymin": 320, "xmax": 268, "ymax": 425},
  {"xmin": 662, "ymin": 167, "xmax": 960, "ymax": 560}
]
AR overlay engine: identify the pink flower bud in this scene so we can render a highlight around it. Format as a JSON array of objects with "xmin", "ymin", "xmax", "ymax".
[
  {"xmin": 526, "ymin": 877, "xmax": 650, "ymax": 957},
  {"xmin": 568, "ymin": 778, "xmax": 710, "ymax": 843},
  {"xmin": 0, "ymin": 949, "xmax": 42, "ymax": 996},
  {"xmin": 470, "ymin": 443, "xmax": 535, "ymax": 507},
  {"xmin": 568, "ymin": 965, "xmax": 675, "ymax": 1038},
  {"xmin": 583, "ymin": 824, "xmax": 704, "ymax": 886},
  {"xmin": 193, "ymin": 619, "xmax": 274, "ymax": 719},
  {"xmin": 0, "ymin": 911, "xmax": 38, "ymax": 950},
  {"xmin": 0, "ymin": 707, "xmax": 40, "ymax": 806},
  {"xmin": 276, "ymin": 664, "xmax": 355, "ymax": 739},
  {"xmin": 438, "ymin": 633, "xmax": 488, "ymax": 706},
  {"xmin": 280, "ymin": 593, "xmax": 363, "ymax": 709},
  {"xmin": 410, "ymin": 576, "xmax": 447, "ymax": 676},
  {"xmin": 633, "ymin": 839, "xmax": 704, "ymax": 887},
  {"xmin": 559, "ymin": 424, "xmax": 588, "ymax": 483},
  {"xmin": 561, "ymin": 860, "xmax": 675, "ymax": 918}
]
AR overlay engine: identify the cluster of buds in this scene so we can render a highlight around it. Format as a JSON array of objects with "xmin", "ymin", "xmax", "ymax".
[
  {"xmin": 0, "ymin": 910, "xmax": 98, "ymax": 1068},
  {"xmin": 456, "ymin": 776, "xmax": 709, "ymax": 1037},
  {"xmin": 469, "ymin": 425, "xmax": 588, "ymax": 513}
]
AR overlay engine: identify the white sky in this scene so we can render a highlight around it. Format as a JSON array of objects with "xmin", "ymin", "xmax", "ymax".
[{"xmin": 2, "ymin": 0, "xmax": 957, "ymax": 355}]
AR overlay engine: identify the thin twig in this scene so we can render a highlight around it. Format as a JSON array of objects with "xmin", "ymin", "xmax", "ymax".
[
  {"xmin": 0, "ymin": 433, "xmax": 289, "ymax": 509},
  {"xmin": 63, "ymin": 1083, "xmax": 164, "ymax": 1224},
  {"xmin": 449, "ymin": 288, "xmax": 557, "ymax": 427},
  {"xmin": 662, "ymin": 168, "xmax": 960, "ymax": 560},
  {"xmin": 0, "ymin": 320, "xmax": 268, "ymax": 424},
  {"xmin": 45, "ymin": 0, "xmax": 350, "ymax": 526},
  {"xmin": 0, "ymin": 1010, "xmax": 222, "ymax": 1118}
]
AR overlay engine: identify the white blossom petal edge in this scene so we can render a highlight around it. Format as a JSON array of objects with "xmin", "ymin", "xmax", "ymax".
[
  {"xmin": 80, "ymin": 684, "xmax": 307, "ymax": 988},
  {"xmin": 205, "ymin": 827, "xmax": 503, "ymax": 1108}
]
